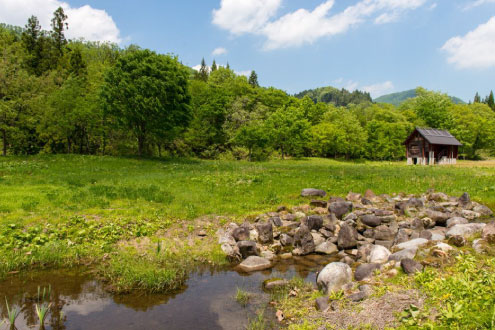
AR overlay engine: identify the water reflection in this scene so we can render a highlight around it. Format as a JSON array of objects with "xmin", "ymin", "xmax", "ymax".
[{"xmin": 0, "ymin": 255, "xmax": 337, "ymax": 330}]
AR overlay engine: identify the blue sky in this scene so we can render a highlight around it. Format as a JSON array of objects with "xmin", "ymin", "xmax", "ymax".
[{"xmin": 1, "ymin": 0, "xmax": 495, "ymax": 101}]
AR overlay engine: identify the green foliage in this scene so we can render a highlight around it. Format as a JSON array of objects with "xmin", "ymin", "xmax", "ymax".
[
  {"xmin": 376, "ymin": 88, "xmax": 465, "ymax": 106},
  {"xmin": 295, "ymin": 86, "xmax": 372, "ymax": 106},
  {"xmin": 235, "ymin": 287, "xmax": 251, "ymax": 307},
  {"xmin": 400, "ymin": 87, "xmax": 453, "ymax": 129}
]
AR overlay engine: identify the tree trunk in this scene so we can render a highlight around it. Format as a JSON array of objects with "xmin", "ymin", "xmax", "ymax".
[
  {"xmin": 281, "ymin": 146, "xmax": 284, "ymax": 160},
  {"xmin": 158, "ymin": 144, "xmax": 162, "ymax": 157},
  {"xmin": 2, "ymin": 129, "xmax": 6, "ymax": 156},
  {"xmin": 248, "ymin": 147, "xmax": 252, "ymax": 162},
  {"xmin": 137, "ymin": 135, "xmax": 146, "ymax": 156},
  {"xmin": 67, "ymin": 137, "xmax": 71, "ymax": 154}
]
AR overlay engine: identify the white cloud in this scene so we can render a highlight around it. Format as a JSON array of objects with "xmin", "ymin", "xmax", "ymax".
[
  {"xmin": 212, "ymin": 0, "xmax": 281, "ymax": 35},
  {"xmin": 442, "ymin": 16, "xmax": 495, "ymax": 69},
  {"xmin": 213, "ymin": 0, "xmax": 428, "ymax": 50},
  {"xmin": 212, "ymin": 47, "xmax": 227, "ymax": 56},
  {"xmin": 0, "ymin": 0, "xmax": 121, "ymax": 43},
  {"xmin": 464, "ymin": 0, "xmax": 495, "ymax": 10},
  {"xmin": 362, "ymin": 81, "xmax": 394, "ymax": 97}
]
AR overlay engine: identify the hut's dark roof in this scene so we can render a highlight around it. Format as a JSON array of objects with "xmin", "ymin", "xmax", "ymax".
[{"xmin": 405, "ymin": 127, "xmax": 462, "ymax": 146}]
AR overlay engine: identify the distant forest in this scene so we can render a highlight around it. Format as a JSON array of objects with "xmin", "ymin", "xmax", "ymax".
[{"xmin": 1, "ymin": 9, "xmax": 495, "ymax": 161}]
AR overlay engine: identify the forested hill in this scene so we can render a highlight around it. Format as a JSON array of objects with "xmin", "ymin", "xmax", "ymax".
[
  {"xmin": 294, "ymin": 86, "xmax": 372, "ymax": 106},
  {"xmin": 375, "ymin": 89, "xmax": 465, "ymax": 106}
]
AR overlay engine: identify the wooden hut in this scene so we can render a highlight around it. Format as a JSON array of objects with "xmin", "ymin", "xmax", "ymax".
[{"xmin": 404, "ymin": 127, "xmax": 462, "ymax": 165}]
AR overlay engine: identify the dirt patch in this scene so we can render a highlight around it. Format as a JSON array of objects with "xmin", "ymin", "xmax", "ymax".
[{"xmin": 320, "ymin": 289, "xmax": 424, "ymax": 329}]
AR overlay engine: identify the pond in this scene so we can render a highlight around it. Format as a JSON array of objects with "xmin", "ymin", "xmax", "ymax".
[{"xmin": 0, "ymin": 255, "xmax": 337, "ymax": 330}]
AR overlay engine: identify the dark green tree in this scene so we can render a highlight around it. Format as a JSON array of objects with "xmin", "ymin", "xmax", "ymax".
[
  {"xmin": 196, "ymin": 58, "xmax": 209, "ymax": 82},
  {"xmin": 248, "ymin": 70, "xmax": 259, "ymax": 87},
  {"xmin": 101, "ymin": 48, "xmax": 191, "ymax": 155},
  {"xmin": 211, "ymin": 59, "xmax": 217, "ymax": 72},
  {"xmin": 474, "ymin": 92, "xmax": 481, "ymax": 103},
  {"xmin": 21, "ymin": 16, "xmax": 42, "ymax": 73},
  {"xmin": 51, "ymin": 7, "xmax": 68, "ymax": 56},
  {"xmin": 487, "ymin": 90, "xmax": 494, "ymax": 111},
  {"xmin": 68, "ymin": 46, "xmax": 87, "ymax": 77}
]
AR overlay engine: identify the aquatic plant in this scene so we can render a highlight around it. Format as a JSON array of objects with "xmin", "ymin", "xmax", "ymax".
[
  {"xmin": 235, "ymin": 287, "xmax": 250, "ymax": 307},
  {"xmin": 247, "ymin": 310, "xmax": 268, "ymax": 330},
  {"xmin": 35, "ymin": 286, "xmax": 52, "ymax": 328},
  {"xmin": 4, "ymin": 297, "xmax": 20, "ymax": 328}
]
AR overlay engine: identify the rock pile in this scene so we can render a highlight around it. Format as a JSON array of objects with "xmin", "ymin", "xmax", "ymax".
[{"xmin": 218, "ymin": 188, "xmax": 494, "ymax": 298}]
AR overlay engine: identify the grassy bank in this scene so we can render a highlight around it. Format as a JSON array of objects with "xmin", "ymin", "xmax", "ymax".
[{"xmin": 1, "ymin": 155, "xmax": 495, "ymax": 291}]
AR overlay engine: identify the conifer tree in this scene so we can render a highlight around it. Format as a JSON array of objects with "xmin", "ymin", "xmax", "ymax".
[
  {"xmin": 22, "ymin": 16, "xmax": 42, "ymax": 73},
  {"xmin": 226, "ymin": 62, "xmax": 230, "ymax": 70},
  {"xmin": 211, "ymin": 59, "xmax": 217, "ymax": 72},
  {"xmin": 474, "ymin": 92, "xmax": 481, "ymax": 103},
  {"xmin": 196, "ymin": 58, "xmax": 209, "ymax": 82},
  {"xmin": 248, "ymin": 70, "xmax": 259, "ymax": 87},
  {"xmin": 51, "ymin": 7, "xmax": 68, "ymax": 56},
  {"xmin": 487, "ymin": 90, "xmax": 495, "ymax": 111}
]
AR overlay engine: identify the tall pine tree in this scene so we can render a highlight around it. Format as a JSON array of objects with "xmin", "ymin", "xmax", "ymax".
[
  {"xmin": 474, "ymin": 92, "xmax": 481, "ymax": 103},
  {"xmin": 51, "ymin": 7, "xmax": 68, "ymax": 56},
  {"xmin": 211, "ymin": 59, "xmax": 217, "ymax": 72},
  {"xmin": 22, "ymin": 16, "xmax": 42, "ymax": 74},
  {"xmin": 248, "ymin": 70, "xmax": 259, "ymax": 87},
  {"xmin": 487, "ymin": 91, "xmax": 495, "ymax": 111},
  {"xmin": 196, "ymin": 58, "xmax": 209, "ymax": 82}
]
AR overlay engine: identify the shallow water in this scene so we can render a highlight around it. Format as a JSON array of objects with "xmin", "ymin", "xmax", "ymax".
[{"xmin": 0, "ymin": 255, "xmax": 337, "ymax": 330}]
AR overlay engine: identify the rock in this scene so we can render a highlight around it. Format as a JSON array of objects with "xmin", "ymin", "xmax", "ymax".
[
  {"xmin": 249, "ymin": 229, "xmax": 259, "ymax": 241},
  {"xmin": 386, "ymin": 268, "xmax": 398, "ymax": 277},
  {"xmin": 315, "ymin": 297, "xmax": 329, "ymax": 311},
  {"xmin": 237, "ymin": 256, "xmax": 272, "ymax": 272},
  {"xmin": 280, "ymin": 252, "xmax": 292, "ymax": 259},
  {"xmin": 312, "ymin": 232, "xmax": 326, "ymax": 246},
  {"xmin": 198, "ymin": 230, "xmax": 207, "ymax": 237},
  {"xmin": 422, "ymin": 217, "xmax": 435, "ymax": 229},
  {"xmin": 361, "ymin": 198, "xmax": 373, "ymax": 205},
  {"xmin": 425, "ymin": 210, "xmax": 450, "ymax": 226},
  {"xmin": 364, "ymin": 189, "xmax": 378, "ymax": 201},
  {"xmin": 232, "ymin": 227, "xmax": 250, "ymax": 241},
  {"xmin": 261, "ymin": 250, "xmax": 276, "ymax": 260},
  {"xmin": 315, "ymin": 241, "xmax": 338, "ymax": 255},
  {"xmin": 338, "ymin": 224, "xmax": 358, "ymax": 249},
  {"xmin": 255, "ymin": 222, "xmax": 273, "ymax": 244},
  {"xmin": 294, "ymin": 212, "xmax": 306, "ymax": 220},
  {"xmin": 374, "ymin": 225, "xmax": 397, "ymax": 241},
  {"xmin": 361, "ymin": 215, "xmax": 381, "ymax": 227},
  {"xmin": 448, "ymin": 235, "xmax": 466, "ymax": 247},
  {"xmin": 341, "ymin": 256, "xmax": 355, "ymax": 266},
  {"xmin": 264, "ymin": 279, "xmax": 289, "ymax": 290},
  {"xmin": 319, "ymin": 228, "xmax": 334, "ymax": 239},
  {"xmin": 329, "ymin": 202, "xmax": 353, "ymax": 220},
  {"xmin": 461, "ymin": 209, "xmax": 481, "ymax": 220},
  {"xmin": 473, "ymin": 204, "xmax": 493, "ymax": 216},
  {"xmin": 294, "ymin": 225, "xmax": 315, "ymax": 255},
  {"xmin": 459, "ymin": 192, "xmax": 471, "ymax": 208},
  {"xmin": 375, "ymin": 240, "xmax": 394, "ymax": 249},
  {"xmin": 237, "ymin": 240, "xmax": 258, "ymax": 259},
  {"xmin": 374, "ymin": 209, "xmax": 394, "ymax": 217},
  {"xmin": 270, "ymin": 217, "xmax": 282, "ymax": 227},
  {"xmin": 446, "ymin": 217, "xmax": 469, "ymax": 228},
  {"xmin": 395, "ymin": 229, "xmax": 410, "ymax": 244},
  {"xmin": 473, "ymin": 238, "xmax": 490, "ymax": 254},
  {"xmin": 446, "ymin": 223, "xmax": 486, "ymax": 238},
  {"xmin": 303, "ymin": 215, "xmax": 324, "ymax": 231},
  {"xmin": 395, "ymin": 238, "xmax": 428, "ymax": 251},
  {"xmin": 218, "ymin": 229, "xmax": 236, "ymax": 246},
  {"xmin": 482, "ymin": 222, "xmax": 495, "ymax": 243},
  {"xmin": 434, "ymin": 242, "xmax": 454, "ymax": 253},
  {"xmin": 419, "ymin": 230, "xmax": 433, "ymax": 240},
  {"xmin": 359, "ymin": 284, "xmax": 373, "ymax": 295},
  {"xmin": 317, "ymin": 262, "xmax": 353, "ymax": 294},
  {"xmin": 346, "ymin": 192, "xmax": 362, "ymax": 202},
  {"xmin": 354, "ymin": 263, "xmax": 381, "ymax": 281},
  {"xmin": 348, "ymin": 291, "xmax": 368, "ymax": 302},
  {"xmin": 407, "ymin": 197, "xmax": 424, "ymax": 208},
  {"xmin": 368, "ymin": 245, "xmax": 391, "ymax": 263},
  {"xmin": 401, "ymin": 258, "xmax": 423, "ymax": 275},
  {"xmin": 429, "ymin": 192, "xmax": 449, "ymax": 202},
  {"xmin": 221, "ymin": 243, "xmax": 241, "ymax": 261},
  {"xmin": 301, "ymin": 188, "xmax": 326, "ymax": 197},
  {"xmin": 411, "ymin": 218, "xmax": 425, "ymax": 230},
  {"xmin": 310, "ymin": 200, "xmax": 328, "ymax": 208},
  {"xmin": 280, "ymin": 233, "xmax": 294, "ymax": 246},
  {"xmin": 389, "ymin": 247, "xmax": 417, "ymax": 262}
]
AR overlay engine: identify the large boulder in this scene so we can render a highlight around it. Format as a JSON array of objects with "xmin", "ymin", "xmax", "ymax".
[
  {"xmin": 395, "ymin": 238, "xmax": 428, "ymax": 251},
  {"xmin": 317, "ymin": 262, "xmax": 353, "ymax": 294},
  {"xmin": 237, "ymin": 240, "xmax": 258, "ymax": 259},
  {"xmin": 425, "ymin": 210, "xmax": 450, "ymax": 226},
  {"xmin": 280, "ymin": 233, "xmax": 294, "ymax": 246},
  {"xmin": 473, "ymin": 204, "xmax": 493, "ymax": 217},
  {"xmin": 354, "ymin": 263, "xmax": 381, "ymax": 281},
  {"xmin": 361, "ymin": 215, "xmax": 381, "ymax": 227},
  {"xmin": 221, "ymin": 243, "xmax": 241, "ymax": 261},
  {"xmin": 315, "ymin": 241, "xmax": 338, "ymax": 255},
  {"xmin": 311, "ymin": 232, "xmax": 326, "ymax": 246},
  {"xmin": 302, "ymin": 215, "xmax": 324, "ymax": 231},
  {"xmin": 368, "ymin": 245, "xmax": 391, "ymax": 263},
  {"xmin": 232, "ymin": 227, "xmax": 250, "ymax": 241},
  {"xmin": 255, "ymin": 222, "xmax": 273, "ymax": 244},
  {"xmin": 301, "ymin": 188, "xmax": 326, "ymax": 197},
  {"xmin": 329, "ymin": 202, "xmax": 353, "ymax": 220},
  {"xmin": 237, "ymin": 256, "xmax": 272, "ymax": 272},
  {"xmin": 401, "ymin": 258, "xmax": 423, "ymax": 275},
  {"xmin": 482, "ymin": 222, "xmax": 495, "ymax": 243},
  {"xmin": 389, "ymin": 247, "xmax": 417, "ymax": 262},
  {"xmin": 446, "ymin": 217, "xmax": 468, "ymax": 228},
  {"xmin": 294, "ymin": 225, "xmax": 315, "ymax": 255},
  {"xmin": 446, "ymin": 223, "xmax": 486, "ymax": 238},
  {"xmin": 338, "ymin": 223, "xmax": 358, "ymax": 249}
]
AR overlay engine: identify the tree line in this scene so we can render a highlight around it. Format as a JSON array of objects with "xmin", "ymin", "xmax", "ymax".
[{"xmin": 1, "ymin": 9, "xmax": 495, "ymax": 160}]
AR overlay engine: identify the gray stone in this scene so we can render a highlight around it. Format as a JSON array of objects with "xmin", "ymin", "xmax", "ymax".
[
  {"xmin": 255, "ymin": 222, "xmax": 273, "ymax": 243},
  {"xmin": 374, "ymin": 225, "xmax": 397, "ymax": 241},
  {"xmin": 294, "ymin": 225, "xmax": 315, "ymax": 255},
  {"xmin": 446, "ymin": 217, "xmax": 468, "ymax": 228},
  {"xmin": 329, "ymin": 202, "xmax": 353, "ymax": 220},
  {"xmin": 315, "ymin": 241, "xmax": 338, "ymax": 255},
  {"xmin": 310, "ymin": 200, "xmax": 328, "ymax": 208},
  {"xmin": 473, "ymin": 238, "xmax": 490, "ymax": 254},
  {"xmin": 473, "ymin": 204, "xmax": 493, "ymax": 216},
  {"xmin": 338, "ymin": 224, "xmax": 358, "ymax": 249},
  {"xmin": 368, "ymin": 245, "xmax": 391, "ymax": 263},
  {"xmin": 238, "ymin": 256, "xmax": 272, "ymax": 272},
  {"xmin": 395, "ymin": 229, "xmax": 410, "ymax": 244},
  {"xmin": 354, "ymin": 263, "xmax": 381, "ymax": 281},
  {"xmin": 446, "ymin": 223, "xmax": 486, "ymax": 238},
  {"xmin": 301, "ymin": 188, "xmax": 326, "ymax": 197},
  {"xmin": 482, "ymin": 222, "xmax": 495, "ymax": 243},
  {"xmin": 346, "ymin": 192, "xmax": 362, "ymax": 202},
  {"xmin": 459, "ymin": 192, "xmax": 471, "ymax": 208},
  {"xmin": 312, "ymin": 232, "xmax": 326, "ymax": 246},
  {"xmin": 448, "ymin": 235, "xmax": 466, "ymax": 247},
  {"xmin": 461, "ymin": 209, "xmax": 481, "ymax": 220},
  {"xmin": 317, "ymin": 262, "xmax": 353, "ymax": 294},
  {"xmin": 232, "ymin": 227, "xmax": 250, "ymax": 241},
  {"xmin": 221, "ymin": 243, "xmax": 241, "ymax": 261},
  {"xmin": 270, "ymin": 216, "xmax": 282, "ymax": 227},
  {"xmin": 389, "ymin": 247, "xmax": 417, "ymax": 262},
  {"xmin": 348, "ymin": 291, "xmax": 368, "ymax": 302},
  {"xmin": 395, "ymin": 238, "xmax": 428, "ymax": 251},
  {"xmin": 280, "ymin": 233, "xmax": 293, "ymax": 246},
  {"xmin": 401, "ymin": 258, "xmax": 423, "ymax": 275},
  {"xmin": 375, "ymin": 240, "xmax": 394, "ymax": 249},
  {"xmin": 303, "ymin": 215, "xmax": 324, "ymax": 231},
  {"xmin": 361, "ymin": 215, "xmax": 381, "ymax": 227},
  {"xmin": 315, "ymin": 297, "xmax": 329, "ymax": 311},
  {"xmin": 419, "ymin": 230, "xmax": 433, "ymax": 240},
  {"xmin": 426, "ymin": 210, "xmax": 450, "ymax": 226},
  {"xmin": 237, "ymin": 240, "xmax": 258, "ymax": 259},
  {"xmin": 264, "ymin": 279, "xmax": 289, "ymax": 290},
  {"xmin": 434, "ymin": 242, "xmax": 454, "ymax": 252}
]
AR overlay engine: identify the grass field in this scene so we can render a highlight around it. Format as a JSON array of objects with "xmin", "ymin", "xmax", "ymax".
[{"xmin": 1, "ymin": 155, "xmax": 495, "ymax": 291}]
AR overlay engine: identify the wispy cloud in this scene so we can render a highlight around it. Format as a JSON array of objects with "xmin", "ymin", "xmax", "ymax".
[
  {"xmin": 0, "ymin": 0, "xmax": 122, "ymax": 43},
  {"xmin": 333, "ymin": 78, "xmax": 394, "ymax": 97},
  {"xmin": 442, "ymin": 16, "xmax": 495, "ymax": 69},
  {"xmin": 463, "ymin": 0, "xmax": 495, "ymax": 10},
  {"xmin": 213, "ymin": 0, "xmax": 428, "ymax": 50},
  {"xmin": 212, "ymin": 47, "xmax": 227, "ymax": 56}
]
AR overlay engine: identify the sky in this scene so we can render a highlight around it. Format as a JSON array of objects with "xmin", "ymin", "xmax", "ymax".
[{"xmin": 1, "ymin": 0, "xmax": 495, "ymax": 101}]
